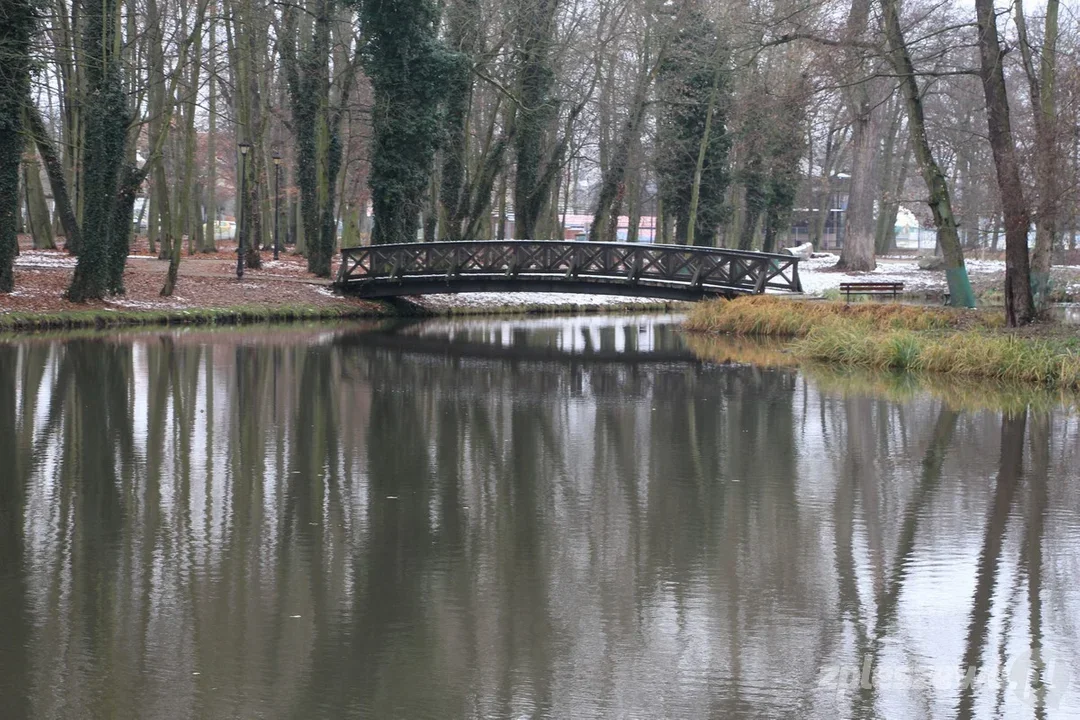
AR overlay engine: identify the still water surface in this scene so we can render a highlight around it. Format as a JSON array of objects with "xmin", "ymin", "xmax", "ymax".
[{"xmin": 0, "ymin": 315, "xmax": 1078, "ymax": 719}]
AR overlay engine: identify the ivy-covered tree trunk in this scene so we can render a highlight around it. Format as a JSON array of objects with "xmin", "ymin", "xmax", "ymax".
[
  {"xmin": 763, "ymin": 173, "xmax": 798, "ymax": 254},
  {"xmin": 361, "ymin": 0, "xmax": 452, "ymax": 245},
  {"xmin": 108, "ymin": 166, "xmax": 142, "ymax": 294},
  {"xmin": 67, "ymin": 0, "xmax": 130, "ymax": 301},
  {"xmin": 283, "ymin": 0, "xmax": 340, "ymax": 272},
  {"xmin": 512, "ymin": 0, "xmax": 561, "ymax": 240},
  {"xmin": 737, "ymin": 163, "xmax": 766, "ymax": 251},
  {"xmin": 0, "ymin": 0, "xmax": 34, "ymax": 292},
  {"xmin": 656, "ymin": 9, "xmax": 731, "ymax": 247},
  {"xmin": 686, "ymin": 48, "xmax": 727, "ymax": 248}
]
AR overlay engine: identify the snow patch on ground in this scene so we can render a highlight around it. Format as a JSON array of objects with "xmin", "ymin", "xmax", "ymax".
[
  {"xmin": 797, "ymin": 255, "xmax": 940, "ymax": 295},
  {"xmin": 14, "ymin": 251, "xmax": 77, "ymax": 269},
  {"xmin": 104, "ymin": 298, "xmax": 192, "ymax": 310},
  {"xmin": 964, "ymin": 259, "xmax": 1008, "ymax": 274},
  {"xmin": 796, "ymin": 254, "xmax": 1011, "ymax": 296}
]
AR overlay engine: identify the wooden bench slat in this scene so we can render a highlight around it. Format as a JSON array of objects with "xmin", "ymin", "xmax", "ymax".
[{"xmin": 839, "ymin": 281, "xmax": 904, "ymax": 302}]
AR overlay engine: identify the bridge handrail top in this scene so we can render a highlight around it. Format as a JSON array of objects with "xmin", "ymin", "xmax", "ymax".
[{"xmin": 340, "ymin": 240, "xmax": 800, "ymax": 262}]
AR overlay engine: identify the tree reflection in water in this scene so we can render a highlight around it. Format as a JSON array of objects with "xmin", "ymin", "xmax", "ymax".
[{"xmin": 0, "ymin": 318, "xmax": 1078, "ymax": 719}]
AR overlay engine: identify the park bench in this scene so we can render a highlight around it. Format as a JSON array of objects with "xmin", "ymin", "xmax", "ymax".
[{"xmin": 839, "ymin": 282, "xmax": 904, "ymax": 302}]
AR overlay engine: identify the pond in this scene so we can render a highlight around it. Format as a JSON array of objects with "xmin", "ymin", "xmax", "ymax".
[{"xmin": 0, "ymin": 315, "xmax": 1077, "ymax": 719}]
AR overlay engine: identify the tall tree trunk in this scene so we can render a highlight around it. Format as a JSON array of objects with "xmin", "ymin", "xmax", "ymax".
[
  {"xmin": 203, "ymin": 2, "xmax": 218, "ymax": 252},
  {"xmin": 67, "ymin": 0, "xmax": 130, "ymax": 301},
  {"xmin": 224, "ymin": 0, "xmax": 264, "ymax": 269},
  {"xmin": 975, "ymin": 0, "xmax": 1035, "ymax": 325},
  {"xmin": 25, "ymin": 106, "xmax": 82, "ymax": 253},
  {"xmin": 163, "ymin": 1, "xmax": 203, "ymax": 296},
  {"xmin": 23, "ymin": 148, "xmax": 56, "ymax": 250},
  {"xmin": 882, "ymin": 0, "xmax": 976, "ymax": 307},
  {"xmin": 512, "ymin": 0, "xmax": 564, "ymax": 240},
  {"xmin": 293, "ymin": 196, "xmax": 306, "ymax": 254},
  {"xmin": 438, "ymin": 0, "xmax": 479, "ymax": 241},
  {"xmin": 363, "ymin": 0, "xmax": 449, "ymax": 246},
  {"xmin": 837, "ymin": 102, "xmax": 879, "ymax": 270},
  {"xmin": 874, "ymin": 101, "xmax": 902, "ymax": 255},
  {"xmin": 686, "ymin": 47, "xmax": 724, "ymax": 248},
  {"xmin": 738, "ymin": 162, "xmax": 766, "ymax": 251},
  {"xmin": 0, "ymin": 0, "xmax": 33, "ymax": 291},
  {"xmin": 591, "ymin": 81, "xmax": 653, "ymax": 242},
  {"xmin": 836, "ymin": 0, "xmax": 878, "ymax": 271},
  {"xmin": 1015, "ymin": 0, "xmax": 1060, "ymax": 308},
  {"xmin": 496, "ymin": 171, "xmax": 507, "ymax": 240},
  {"xmin": 179, "ymin": 9, "xmax": 202, "ymax": 260},
  {"xmin": 625, "ymin": 141, "xmax": 642, "ymax": 244}
]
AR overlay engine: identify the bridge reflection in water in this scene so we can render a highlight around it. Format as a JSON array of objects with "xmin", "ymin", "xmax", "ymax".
[
  {"xmin": 336, "ymin": 240, "xmax": 802, "ymax": 300},
  {"xmin": 4, "ymin": 317, "xmax": 1079, "ymax": 719}
]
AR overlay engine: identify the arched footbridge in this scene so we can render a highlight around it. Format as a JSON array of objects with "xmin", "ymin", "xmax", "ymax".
[{"xmin": 335, "ymin": 240, "xmax": 803, "ymax": 301}]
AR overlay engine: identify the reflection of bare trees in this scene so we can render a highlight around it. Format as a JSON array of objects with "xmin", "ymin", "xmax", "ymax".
[
  {"xmin": 957, "ymin": 410, "xmax": 1027, "ymax": 720},
  {"xmin": 0, "ymin": 343, "xmax": 30, "ymax": 717},
  {"xmin": 1024, "ymin": 412, "xmax": 1051, "ymax": 720},
  {"xmin": 2, "ymin": 326, "xmax": 1078, "ymax": 718},
  {"xmin": 843, "ymin": 407, "xmax": 959, "ymax": 720}
]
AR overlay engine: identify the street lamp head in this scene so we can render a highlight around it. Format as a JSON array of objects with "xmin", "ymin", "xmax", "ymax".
[
  {"xmin": 272, "ymin": 153, "xmax": 282, "ymax": 166},
  {"xmin": 238, "ymin": 142, "xmax": 251, "ymax": 156}
]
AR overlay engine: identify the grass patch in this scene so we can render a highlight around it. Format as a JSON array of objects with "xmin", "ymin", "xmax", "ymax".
[
  {"xmin": 794, "ymin": 325, "xmax": 1080, "ymax": 386},
  {"xmin": 0, "ymin": 304, "xmax": 395, "ymax": 334},
  {"xmin": 685, "ymin": 295, "xmax": 995, "ymax": 337},
  {"xmin": 685, "ymin": 332, "xmax": 1080, "ymax": 412},
  {"xmin": 685, "ymin": 295, "xmax": 1080, "ymax": 390}
]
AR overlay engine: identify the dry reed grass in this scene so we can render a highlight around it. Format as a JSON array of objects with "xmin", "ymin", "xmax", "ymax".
[
  {"xmin": 684, "ymin": 296, "xmax": 1079, "ymax": 390},
  {"xmin": 684, "ymin": 296, "xmax": 995, "ymax": 336}
]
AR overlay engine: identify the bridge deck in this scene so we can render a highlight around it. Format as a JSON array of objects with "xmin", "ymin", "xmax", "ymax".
[{"xmin": 335, "ymin": 240, "xmax": 802, "ymax": 301}]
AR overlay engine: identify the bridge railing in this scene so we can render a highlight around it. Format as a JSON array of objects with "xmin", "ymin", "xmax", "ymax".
[{"xmin": 336, "ymin": 240, "xmax": 801, "ymax": 297}]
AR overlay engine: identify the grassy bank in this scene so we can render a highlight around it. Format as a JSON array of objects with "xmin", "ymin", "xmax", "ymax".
[
  {"xmin": 686, "ymin": 332, "xmax": 1080, "ymax": 413},
  {"xmin": 0, "ymin": 304, "xmax": 395, "ymax": 334},
  {"xmin": 686, "ymin": 296, "xmax": 1080, "ymax": 390},
  {"xmin": 0, "ymin": 298, "xmax": 681, "ymax": 335}
]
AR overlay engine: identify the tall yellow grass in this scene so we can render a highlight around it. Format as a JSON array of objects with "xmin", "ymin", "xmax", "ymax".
[
  {"xmin": 684, "ymin": 296, "xmax": 995, "ymax": 336},
  {"xmin": 684, "ymin": 330, "xmax": 1080, "ymax": 411},
  {"xmin": 684, "ymin": 296, "xmax": 1080, "ymax": 390}
]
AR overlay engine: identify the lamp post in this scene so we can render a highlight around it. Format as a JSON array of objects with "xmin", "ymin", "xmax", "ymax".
[
  {"xmin": 236, "ymin": 142, "xmax": 251, "ymax": 279},
  {"xmin": 273, "ymin": 153, "xmax": 282, "ymax": 261}
]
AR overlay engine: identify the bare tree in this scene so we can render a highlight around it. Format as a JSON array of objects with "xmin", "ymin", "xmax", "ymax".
[
  {"xmin": 881, "ymin": 0, "xmax": 976, "ymax": 307},
  {"xmin": 974, "ymin": 0, "xmax": 1035, "ymax": 325}
]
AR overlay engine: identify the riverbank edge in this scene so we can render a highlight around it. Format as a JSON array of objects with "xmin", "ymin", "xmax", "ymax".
[
  {"xmin": 685, "ymin": 296, "xmax": 1080, "ymax": 390},
  {"xmin": 0, "ymin": 298, "xmax": 683, "ymax": 335}
]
